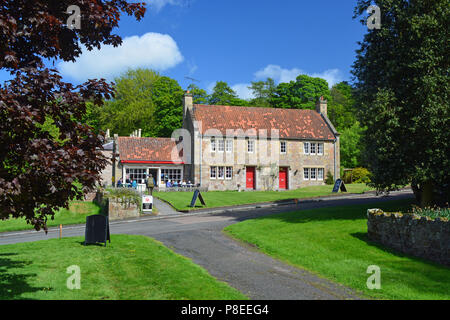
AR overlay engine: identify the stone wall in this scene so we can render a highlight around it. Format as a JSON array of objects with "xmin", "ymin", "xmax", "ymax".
[
  {"xmin": 367, "ymin": 209, "xmax": 450, "ymax": 266},
  {"xmin": 94, "ymin": 191, "xmax": 140, "ymax": 221},
  {"xmin": 107, "ymin": 198, "xmax": 140, "ymax": 220}
]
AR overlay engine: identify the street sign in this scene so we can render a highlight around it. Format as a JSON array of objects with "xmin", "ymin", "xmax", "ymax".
[
  {"xmin": 85, "ymin": 215, "xmax": 110, "ymax": 246},
  {"xmin": 189, "ymin": 189, "xmax": 206, "ymax": 207},
  {"xmin": 332, "ymin": 179, "xmax": 347, "ymax": 193},
  {"xmin": 142, "ymin": 195, "xmax": 153, "ymax": 213}
]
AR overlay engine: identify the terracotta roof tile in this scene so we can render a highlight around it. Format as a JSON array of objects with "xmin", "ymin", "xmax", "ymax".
[
  {"xmin": 192, "ymin": 105, "xmax": 335, "ymax": 140},
  {"xmin": 118, "ymin": 137, "xmax": 183, "ymax": 163}
]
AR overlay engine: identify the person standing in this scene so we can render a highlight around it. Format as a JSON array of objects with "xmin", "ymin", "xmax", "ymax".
[{"xmin": 147, "ymin": 174, "xmax": 155, "ymax": 195}]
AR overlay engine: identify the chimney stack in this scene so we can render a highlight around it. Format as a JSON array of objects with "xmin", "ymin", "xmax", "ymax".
[
  {"xmin": 316, "ymin": 96, "xmax": 327, "ymax": 116},
  {"xmin": 183, "ymin": 91, "xmax": 193, "ymax": 119}
]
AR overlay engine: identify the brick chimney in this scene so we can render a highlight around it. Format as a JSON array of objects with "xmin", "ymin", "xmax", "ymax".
[
  {"xmin": 183, "ymin": 90, "xmax": 193, "ymax": 119},
  {"xmin": 316, "ymin": 96, "xmax": 327, "ymax": 116}
]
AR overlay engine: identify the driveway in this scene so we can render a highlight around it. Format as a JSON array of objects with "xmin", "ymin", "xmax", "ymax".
[{"xmin": 0, "ymin": 190, "xmax": 414, "ymax": 300}]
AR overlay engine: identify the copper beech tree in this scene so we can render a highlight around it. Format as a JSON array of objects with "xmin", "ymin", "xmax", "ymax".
[{"xmin": 0, "ymin": 1, "xmax": 146, "ymax": 230}]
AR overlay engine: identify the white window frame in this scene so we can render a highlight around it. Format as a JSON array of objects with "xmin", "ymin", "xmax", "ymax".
[
  {"xmin": 247, "ymin": 140, "xmax": 254, "ymax": 153},
  {"xmin": 225, "ymin": 166, "xmax": 233, "ymax": 180},
  {"xmin": 218, "ymin": 166, "xmax": 225, "ymax": 179},
  {"xmin": 161, "ymin": 168, "xmax": 182, "ymax": 183},
  {"xmin": 310, "ymin": 143, "xmax": 317, "ymax": 155},
  {"xmin": 310, "ymin": 168, "xmax": 317, "ymax": 180},
  {"xmin": 280, "ymin": 141, "xmax": 286, "ymax": 154},
  {"xmin": 304, "ymin": 142, "xmax": 310, "ymax": 155},
  {"xmin": 218, "ymin": 139, "xmax": 225, "ymax": 153},
  {"xmin": 318, "ymin": 168, "xmax": 324, "ymax": 181},
  {"xmin": 210, "ymin": 166, "xmax": 217, "ymax": 179},
  {"xmin": 317, "ymin": 143, "xmax": 324, "ymax": 156},
  {"xmin": 225, "ymin": 139, "xmax": 233, "ymax": 153},
  {"xmin": 303, "ymin": 168, "xmax": 310, "ymax": 180},
  {"xmin": 210, "ymin": 138, "xmax": 216, "ymax": 152}
]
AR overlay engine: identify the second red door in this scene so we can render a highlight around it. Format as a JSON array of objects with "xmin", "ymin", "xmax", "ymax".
[
  {"xmin": 279, "ymin": 167, "xmax": 288, "ymax": 190},
  {"xmin": 246, "ymin": 167, "xmax": 256, "ymax": 189}
]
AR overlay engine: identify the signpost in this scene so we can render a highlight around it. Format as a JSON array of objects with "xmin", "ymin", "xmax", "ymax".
[
  {"xmin": 84, "ymin": 215, "xmax": 110, "ymax": 246},
  {"xmin": 142, "ymin": 195, "xmax": 153, "ymax": 214},
  {"xmin": 332, "ymin": 179, "xmax": 347, "ymax": 193},
  {"xmin": 189, "ymin": 189, "xmax": 206, "ymax": 208}
]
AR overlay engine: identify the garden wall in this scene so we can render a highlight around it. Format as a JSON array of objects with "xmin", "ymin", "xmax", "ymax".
[
  {"xmin": 367, "ymin": 209, "xmax": 449, "ymax": 266},
  {"xmin": 94, "ymin": 191, "xmax": 140, "ymax": 221}
]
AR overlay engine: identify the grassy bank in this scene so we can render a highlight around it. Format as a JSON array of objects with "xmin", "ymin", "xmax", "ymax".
[
  {"xmin": 0, "ymin": 234, "xmax": 247, "ymax": 300},
  {"xmin": 0, "ymin": 201, "xmax": 102, "ymax": 233},
  {"xmin": 224, "ymin": 199, "xmax": 449, "ymax": 300},
  {"xmin": 155, "ymin": 183, "xmax": 374, "ymax": 211}
]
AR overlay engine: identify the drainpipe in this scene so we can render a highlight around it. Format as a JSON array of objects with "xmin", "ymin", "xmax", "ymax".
[
  {"xmin": 333, "ymin": 138, "xmax": 337, "ymax": 181},
  {"xmin": 199, "ymin": 132, "xmax": 202, "ymax": 186}
]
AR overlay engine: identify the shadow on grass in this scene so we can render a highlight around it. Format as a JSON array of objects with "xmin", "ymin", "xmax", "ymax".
[
  {"xmin": 350, "ymin": 232, "xmax": 450, "ymax": 298},
  {"xmin": 220, "ymin": 197, "xmax": 418, "ymax": 224},
  {"xmin": 351, "ymin": 232, "xmax": 450, "ymax": 269},
  {"xmin": 77, "ymin": 241, "xmax": 108, "ymax": 247},
  {"xmin": 0, "ymin": 253, "xmax": 48, "ymax": 300}
]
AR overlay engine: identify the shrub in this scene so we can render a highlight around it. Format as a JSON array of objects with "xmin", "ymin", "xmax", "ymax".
[
  {"xmin": 410, "ymin": 206, "xmax": 450, "ymax": 219},
  {"xmin": 325, "ymin": 171, "xmax": 334, "ymax": 185},
  {"xmin": 350, "ymin": 167, "xmax": 371, "ymax": 184},
  {"xmin": 103, "ymin": 187, "xmax": 142, "ymax": 211}
]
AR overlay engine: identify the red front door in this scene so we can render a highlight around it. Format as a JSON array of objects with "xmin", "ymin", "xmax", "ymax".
[
  {"xmin": 279, "ymin": 167, "xmax": 287, "ymax": 190},
  {"xmin": 246, "ymin": 167, "xmax": 255, "ymax": 189}
]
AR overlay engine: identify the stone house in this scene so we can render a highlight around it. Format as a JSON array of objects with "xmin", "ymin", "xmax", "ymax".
[
  {"xmin": 182, "ymin": 93, "xmax": 340, "ymax": 191},
  {"xmin": 104, "ymin": 92, "xmax": 340, "ymax": 191}
]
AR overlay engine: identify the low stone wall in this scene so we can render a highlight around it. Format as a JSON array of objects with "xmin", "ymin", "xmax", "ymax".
[
  {"xmin": 107, "ymin": 198, "xmax": 140, "ymax": 220},
  {"xmin": 367, "ymin": 209, "xmax": 450, "ymax": 267},
  {"xmin": 93, "ymin": 191, "xmax": 140, "ymax": 221}
]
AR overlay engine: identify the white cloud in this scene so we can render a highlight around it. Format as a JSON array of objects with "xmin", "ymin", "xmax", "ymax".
[
  {"xmin": 231, "ymin": 83, "xmax": 255, "ymax": 100},
  {"xmin": 148, "ymin": 0, "xmax": 185, "ymax": 12},
  {"xmin": 254, "ymin": 64, "xmax": 343, "ymax": 88},
  {"xmin": 309, "ymin": 69, "xmax": 342, "ymax": 88},
  {"xmin": 186, "ymin": 60, "xmax": 198, "ymax": 75},
  {"xmin": 58, "ymin": 32, "xmax": 184, "ymax": 81},
  {"xmin": 254, "ymin": 64, "xmax": 303, "ymax": 84}
]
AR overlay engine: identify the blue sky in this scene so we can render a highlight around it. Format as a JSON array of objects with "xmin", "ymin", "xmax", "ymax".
[{"xmin": 1, "ymin": 0, "xmax": 369, "ymax": 99}]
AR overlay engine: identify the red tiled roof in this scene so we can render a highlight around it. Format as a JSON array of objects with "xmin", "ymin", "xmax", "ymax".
[
  {"xmin": 118, "ymin": 137, "xmax": 183, "ymax": 163},
  {"xmin": 192, "ymin": 105, "xmax": 336, "ymax": 140}
]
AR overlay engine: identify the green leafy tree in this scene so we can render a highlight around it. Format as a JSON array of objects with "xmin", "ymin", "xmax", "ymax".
[
  {"xmin": 270, "ymin": 75, "xmax": 330, "ymax": 109},
  {"xmin": 328, "ymin": 82, "xmax": 357, "ymax": 131},
  {"xmin": 208, "ymin": 81, "xmax": 248, "ymax": 106},
  {"xmin": 248, "ymin": 78, "xmax": 276, "ymax": 108},
  {"xmin": 99, "ymin": 68, "xmax": 159, "ymax": 136},
  {"xmin": 340, "ymin": 121, "xmax": 365, "ymax": 169},
  {"xmin": 151, "ymin": 76, "xmax": 184, "ymax": 137},
  {"xmin": 352, "ymin": 0, "xmax": 450, "ymax": 206},
  {"xmin": 187, "ymin": 84, "xmax": 209, "ymax": 104}
]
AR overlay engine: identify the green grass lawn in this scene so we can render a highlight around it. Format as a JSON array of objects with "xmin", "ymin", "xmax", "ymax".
[
  {"xmin": 0, "ymin": 201, "xmax": 103, "ymax": 233},
  {"xmin": 224, "ymin": 199, "xmax": 450, "ymax": 300},
  {"xmin": 0, "ymin": 234, "xmax": 246, "ymax": 300},
  {"xmin": 155, "ymin": 183, "xmax": 374, "ymax": 211}
]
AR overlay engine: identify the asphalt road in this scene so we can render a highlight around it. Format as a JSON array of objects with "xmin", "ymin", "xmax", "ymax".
[{"xmin": 0, "ymin": 190, "xmax": 414, "ymax": 300}]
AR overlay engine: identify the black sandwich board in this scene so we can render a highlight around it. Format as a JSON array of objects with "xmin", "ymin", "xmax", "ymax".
[
  {"xmin": 332, "ymin": 179, "xmax": 347, "ymax": 193},
  {"xmin": 84, "ymin": 215, "xmax": 110, "ymax": 246},
  {"xmin": 189, "ymin": 189, "xmax": 206, "ymax": 207}
]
